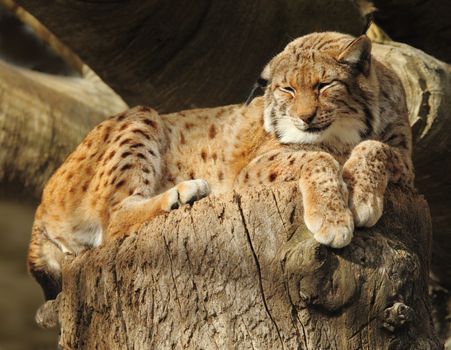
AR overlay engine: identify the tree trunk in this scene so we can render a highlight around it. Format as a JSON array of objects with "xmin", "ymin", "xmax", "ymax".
[
  {"xmin": 0, "ymin": 59, "xmax": 127, "ymax": 199},
  {"xmin": 13, "ymin": 0, "xmax": 365, "ymax": 111},
  {"xmin": 37, "ymin": 183, "xmax": 441, "ymax": 349}
]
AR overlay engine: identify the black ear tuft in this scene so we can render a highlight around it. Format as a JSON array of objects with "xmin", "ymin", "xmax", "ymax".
[
  {"xmin": 245, "ymin": 60, "xmax": 272, "ymax": 105},
  {"xmin": 256, "ymin": 77, "xmax": 268, "ymax": 88},
  {"xmin": 245, "ymin": 77, "xmax": 268, "ymax": 105},
  {"xmin": 338, "ymin": 35, "xmax": 372, "ymax": 75},
  {"xmin": 361, "ymin": 13, "xmax": 374, "ymax": 35}
]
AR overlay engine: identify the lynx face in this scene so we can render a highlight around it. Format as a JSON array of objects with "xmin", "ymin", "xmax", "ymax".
[{"xmin": 262, "ymin": 33, "xmax": 380, "ymax": 149}]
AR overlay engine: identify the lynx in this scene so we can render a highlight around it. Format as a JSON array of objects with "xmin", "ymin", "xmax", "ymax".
[{"xmin": 28, "ymin": 32, "xmax": 413, "ymax": 301}]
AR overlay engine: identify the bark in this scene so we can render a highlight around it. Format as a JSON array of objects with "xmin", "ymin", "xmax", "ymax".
[
  {"xmin": 0, "ymin": 59, "xmax": 128, "ymax": 199},
  {"xmin": 37, "ymin": 183, "xmax": 441, "ymax": 349},
  {"xmin": 14, "ymin": 0, "xmax": 365, "ymax": 111}
]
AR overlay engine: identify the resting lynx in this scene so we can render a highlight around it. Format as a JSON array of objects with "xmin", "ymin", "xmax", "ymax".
[{"xmin": 28, "ymin": 32, "xmax": 413, "ymax": 301}]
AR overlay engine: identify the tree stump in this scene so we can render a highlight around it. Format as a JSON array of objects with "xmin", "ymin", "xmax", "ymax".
[{"xmin": 39, "ymin": 183, "xmax": 441, "ymax": 349}]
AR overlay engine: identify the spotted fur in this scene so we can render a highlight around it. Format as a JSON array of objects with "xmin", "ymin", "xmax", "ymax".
[{"xmin": 28, "ymin": 32, "xmax": 414, "ymax": 301}]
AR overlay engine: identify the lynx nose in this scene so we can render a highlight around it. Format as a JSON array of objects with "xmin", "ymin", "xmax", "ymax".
[{"xmin": 298, "ymin": 112, "xmax": 315, "ymax": 125}]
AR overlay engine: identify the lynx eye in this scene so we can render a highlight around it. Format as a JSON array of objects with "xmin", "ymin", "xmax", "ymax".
[
  {"xmin": 317, "ymin": 80, "xmax": 338, "ymax": 91},
  {"xmin": 279, "ymin": 86, "xmax": 296, "ymax": 97}
]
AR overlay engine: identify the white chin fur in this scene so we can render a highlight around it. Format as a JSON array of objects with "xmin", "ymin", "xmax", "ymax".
[{"xmin": 275, "ymin": 117, "xmax": 364, "ymax": 148}]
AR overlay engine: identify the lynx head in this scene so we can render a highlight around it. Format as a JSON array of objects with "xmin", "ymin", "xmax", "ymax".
[{"xmin": 261, "ymin": 32, "xmax": 380, "ymax": 148}]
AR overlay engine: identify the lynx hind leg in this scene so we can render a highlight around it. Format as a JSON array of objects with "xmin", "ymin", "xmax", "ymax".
[{"xmin": 300, "ymin": 152, "xmax": 354, "ymax": 248}]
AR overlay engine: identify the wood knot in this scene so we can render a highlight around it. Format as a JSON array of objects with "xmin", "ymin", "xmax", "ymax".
[
  {"xmin": 382, "ymin": 302, "xmax": 414, "ymax": 332},
  {"xmin": 282, "ymin": 227, "xmax": 358, "ymax": 312}
]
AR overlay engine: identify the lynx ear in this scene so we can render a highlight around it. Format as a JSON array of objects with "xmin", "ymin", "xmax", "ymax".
[
  {"xmin": 338, "ymin": 35, "xmax": 372, "ymax": 74},
  {"xmin": 245, "ymin": 63, "xmax": 270, "ymax": 105}
]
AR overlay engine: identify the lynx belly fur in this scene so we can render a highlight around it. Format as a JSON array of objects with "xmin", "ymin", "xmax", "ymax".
[{"xmin": 28, "ymin": 32, "xmax": 413, "ymax": 301}]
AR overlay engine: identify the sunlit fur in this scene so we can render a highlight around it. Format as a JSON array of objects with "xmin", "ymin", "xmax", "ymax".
[{"xmin": 263, "ymin": 32, "xmax": 381, "ymax": 151}]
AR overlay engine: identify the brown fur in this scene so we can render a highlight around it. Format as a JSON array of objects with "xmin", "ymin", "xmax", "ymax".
[{"xmin": 28, "ymin": 32, "xmax": 413, "ymax": 301}]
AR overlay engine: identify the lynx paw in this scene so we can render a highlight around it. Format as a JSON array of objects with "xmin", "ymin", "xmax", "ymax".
[
  {"xmin": 162, "ymin": 179, "xmax": 210, "ymax": 211},
  {"xmin": 350, "ymin": 192, "xmax": 383, "ymax": 227},
  {"xmin": 305, "ymin": 209, "xmax": 354, "ymax": 249}
]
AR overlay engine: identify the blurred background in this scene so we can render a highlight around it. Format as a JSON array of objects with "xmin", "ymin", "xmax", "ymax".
[
  {"xmin": 0, "ymin": 5, "xmax": 75, "ymax": 349},
  {"xmin": 0, "ymin": 0, "xmax": 450, "ymax": 349}
]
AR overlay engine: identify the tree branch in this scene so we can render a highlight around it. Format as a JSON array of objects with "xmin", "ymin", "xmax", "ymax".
[{"xmin": 0, "ymin": 59, "xmax": 127, "ymax": 198}]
